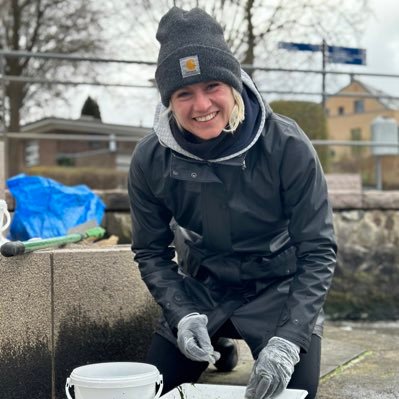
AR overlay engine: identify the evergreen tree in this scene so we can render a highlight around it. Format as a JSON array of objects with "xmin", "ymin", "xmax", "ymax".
[{"xmin": 81, "ymin": 96, "xmax": 102, "ymax": 121}]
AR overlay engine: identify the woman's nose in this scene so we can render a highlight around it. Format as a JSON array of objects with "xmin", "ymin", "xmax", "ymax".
[{"xmin": 193, "ymin": 91, "xmax": 212, "ymax": 111}]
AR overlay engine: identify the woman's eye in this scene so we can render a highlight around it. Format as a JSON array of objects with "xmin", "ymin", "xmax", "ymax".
[
  {"xmin": 207, "ymin": 83, "xmax": 220, "ymax": 90},
  {"xmin": 176, "ymin": 91, "xmax": 190, "ymax": 98}
]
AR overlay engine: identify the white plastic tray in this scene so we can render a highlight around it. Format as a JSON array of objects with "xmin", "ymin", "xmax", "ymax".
[{"xmin": 160, "ymin": 383, "xmax": 308, "ymax": 399}]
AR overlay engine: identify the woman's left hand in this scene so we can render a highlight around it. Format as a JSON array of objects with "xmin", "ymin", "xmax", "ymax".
[{"xmin": 245, "ymin": 337, "xmax": 300, "ymax": 399}]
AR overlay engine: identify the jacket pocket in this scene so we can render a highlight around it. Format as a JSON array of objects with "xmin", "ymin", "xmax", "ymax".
[{"xmin": 261, "ymin": 246, "xmax": 297, "ymax": 278}]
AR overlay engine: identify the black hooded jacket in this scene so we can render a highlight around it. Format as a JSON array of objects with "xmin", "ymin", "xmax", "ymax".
[{"xmin": 128, "ymin": 71, "xmax": 337, "ymax": 354}]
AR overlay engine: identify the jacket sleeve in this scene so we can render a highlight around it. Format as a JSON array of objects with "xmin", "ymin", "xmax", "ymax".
[
  {"xmin": 275, "ymin": 122, "xmax": 337, "ymax": 351},
  {"xmin": 128, "ymin": 143, "xmax": 199, "ymax": 331}
]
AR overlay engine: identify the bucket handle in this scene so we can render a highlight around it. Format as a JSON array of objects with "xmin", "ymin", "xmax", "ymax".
[
  {"xmin": 155, "ymin": 374, "xmax": 164, "ymax": 399},
  {"xmin": 65, "ymin": 377, "xmax": 73, "ymax": 399}
]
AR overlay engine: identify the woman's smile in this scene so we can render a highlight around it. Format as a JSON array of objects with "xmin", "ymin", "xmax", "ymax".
[{"xmin": 194, "ymin": 111, "xmax": 218, "ymax": 123}]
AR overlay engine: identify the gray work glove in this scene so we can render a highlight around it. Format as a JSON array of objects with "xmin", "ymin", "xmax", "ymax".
[
  {"xmin": 245, "ymin": 336, "xmax": 300, "ymax": 399},
  {"xmin": 177, "ymin": 313, "xmax": 221, "ymax": 364}
]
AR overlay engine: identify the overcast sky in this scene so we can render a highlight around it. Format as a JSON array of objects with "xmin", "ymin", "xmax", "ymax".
[
  {"xmin": 359, "ymin": 0, "xmax": 399, "ymax": 95},
  {"xmin": 66, "ymin": 0, "xmax": 399, "ymax": 127}
]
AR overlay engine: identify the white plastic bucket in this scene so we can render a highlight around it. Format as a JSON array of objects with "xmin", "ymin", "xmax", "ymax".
[{"xmin": 65, "ymin": 362, "xmax": 163, "ymax": 399}]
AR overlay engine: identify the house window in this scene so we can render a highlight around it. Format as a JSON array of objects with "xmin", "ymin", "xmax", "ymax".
[
  {"xmin": 89, "ymin": 140, "xmax": 103, "ymax": 149},
  {"xmin": 338, "ymin": 106, "xmax": 345, "ymax": 115},
  {"xmin": 350, "ymin": 128, "xmax": 363, "ymax": 156},
  {"xmin": 354, "ymin": 99, "xmax": 364, "ymax": 113}
]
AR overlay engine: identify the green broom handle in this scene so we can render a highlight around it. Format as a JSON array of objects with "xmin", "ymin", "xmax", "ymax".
[{"xmin": 0, "ymin": 227, "xmax": 106, "ymax": 257}]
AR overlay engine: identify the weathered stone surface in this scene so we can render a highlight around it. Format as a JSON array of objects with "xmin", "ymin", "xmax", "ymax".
[
  {"xmin": 328, "ymin": 190, "xmax": 362, "ymax": 209},
  {"xmin": 362, "ymin": 190, "xmax": 399, "ymax": 209},
  {"xmin": 0, "ymin": 251, "xmax": 52, "ymax": 399},
  {"xmin": 96, "ymin": 189, "xmax": 129, "ymax": 210},
  {"xmin": 0, "ymin": 246, "xmax": 160, "ymax": 399},
  {"xmin": 104, "ymin": 208, "xmax": 399, "ymax": 320},
  {"xmin": 105, "ymin": 211, "xmax": 132, "ymax": 244},
  {"xmin": 327, "ymin": 210, "xmax": 399, "ymax": 320},
  {"xmin": 52, "ymin": 245, "xmax": 159, "ymax": 398},
  {"xmin": 102, "ymin": 202, "xmax": 399, "ymax": 320},
  {"xmin": 325, "ymin": 174, "xmax": 362, "ymax": 191}
]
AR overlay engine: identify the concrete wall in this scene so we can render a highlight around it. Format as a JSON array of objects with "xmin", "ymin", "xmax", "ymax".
[{"xmin": 0, "ymin": 246, "xmax": 159, "ymax": 399}]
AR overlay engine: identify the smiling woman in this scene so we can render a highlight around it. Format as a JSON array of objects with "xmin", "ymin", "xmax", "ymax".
[{"xmin": 128, "ymin": 6, "xmax": 336, "ymax": 399}]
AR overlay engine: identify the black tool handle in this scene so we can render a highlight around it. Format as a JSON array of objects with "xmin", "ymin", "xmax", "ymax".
[{"xmin": 1, "ymin": 241, "xmax": 26, "ymax": 257}]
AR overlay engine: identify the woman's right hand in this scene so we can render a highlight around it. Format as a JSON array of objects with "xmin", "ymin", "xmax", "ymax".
[{"xmin": 177, "ymin": 313, "xmax": 221, "ymax": 364}]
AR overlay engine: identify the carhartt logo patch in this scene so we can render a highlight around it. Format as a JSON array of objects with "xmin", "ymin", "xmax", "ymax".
[{"xmin": 180, "ymin": 55, "xmax": 201, "ymax": 78}]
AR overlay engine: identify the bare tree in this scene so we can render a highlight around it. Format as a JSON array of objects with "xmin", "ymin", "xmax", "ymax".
[
  {"xmin": 117, "ymin": 0, "xmax": 370, "ymax": 86},
  {"xmin": 0, "ymin": 0, "xmax": 110, "ymax": 176}
]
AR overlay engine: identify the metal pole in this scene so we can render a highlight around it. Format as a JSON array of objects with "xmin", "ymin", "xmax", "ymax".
[
  {"xmin": 0, "ymin": 54, "xmax": 8, "ymax": 183},
  {"xmin": 375, "ymin": 156, "xmax": 382, "ymax": 190},
  {"xmin": 321, "ymin": 39, "xmax": 326, "ymax": 111}
]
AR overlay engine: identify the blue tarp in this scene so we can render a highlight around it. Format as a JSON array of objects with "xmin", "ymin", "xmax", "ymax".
[{"xmin": 7, "ymin": 174, "xmax": 105, "ymax": 240}]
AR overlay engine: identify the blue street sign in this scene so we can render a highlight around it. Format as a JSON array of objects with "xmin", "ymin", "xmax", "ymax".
[
  {"xmin": 327, "ymin": 45, "xmax": 366, "ymax": 65},
  {"xmin": 278, "ymin": 42, "xmax": 321, "ymax": 52},
  {"xmin": 278, "ymin": 41, "xmax": 367, "ymax": 65}
]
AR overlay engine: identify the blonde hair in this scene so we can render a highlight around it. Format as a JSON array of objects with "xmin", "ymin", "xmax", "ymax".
[{"xmin": 167, "ymin": 87, "xmax": 245, "ymax": 133}]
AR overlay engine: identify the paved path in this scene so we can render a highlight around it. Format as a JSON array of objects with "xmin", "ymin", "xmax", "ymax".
[{"xmin": 200, "ymin": 321, "xmax": 399, "ymax": 398}]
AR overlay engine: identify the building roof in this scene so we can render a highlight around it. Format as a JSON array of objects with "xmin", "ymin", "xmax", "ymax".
[
  {"xmin": 328, "ymin": 79, "xmax": 399, "ymax": 110},
  {"xmin": 359, "ymin": 81, "xmax": 399, "ymax": 110},
  {"xmin": 21, "ymin": 116, "xmax": 151, "ymax": 138}
]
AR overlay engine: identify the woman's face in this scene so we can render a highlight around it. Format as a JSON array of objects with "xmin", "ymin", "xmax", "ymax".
[{"xmin": 170, "ymin": 81, "xmax": 235, "ymax": 140}]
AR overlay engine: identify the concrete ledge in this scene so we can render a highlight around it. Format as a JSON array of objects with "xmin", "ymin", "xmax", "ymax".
[
  {"xmin": 326, "ymin": 174, "xmax": 362, "ymax": 191},
  {"xmin": 362, "ymin": 190, "xmax": 399, "ymax": 208},
  {"xmin": 98, "ymin": 188, "xmax": 399, "ymax": 210},
  {"xmin": 328, "ymin": 190, "xmax": 362, "ymax": 209},
  {"xmin": 0, "ymin": 245, "xmax": 160, "ymax": 399},
  {"xmin": 6, "ymin": 187, "xmax": 399, "ymax": 213}
]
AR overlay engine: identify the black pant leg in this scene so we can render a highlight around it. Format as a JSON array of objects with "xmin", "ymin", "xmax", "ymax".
[
  {"xmin": 287, "ymin": 334, "xmax": 321, "ymax": 399},
  {"xmin": 145, "ymin": 333, "xmax": 209, "ymax": 394}
]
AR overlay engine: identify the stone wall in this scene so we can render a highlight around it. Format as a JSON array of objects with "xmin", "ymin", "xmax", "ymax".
[
  {"xmin": 99, "ymin": 188, "xmax": 399, "ymax": 321},
  {"xmin": 4, "ymin": 186, "xmax": 399, "ymax": 322},
  {"xmin": 331, "ymin": 209, "xmax": 399, "ymax": 320},
  {"xmin": 328, "ymin": 184, "xmax": 399, "ymax": 320}
]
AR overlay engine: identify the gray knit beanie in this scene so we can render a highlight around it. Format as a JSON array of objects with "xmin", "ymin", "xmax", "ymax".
[{"xmin": 155, "ymin": 7, "xmax": 243, "ymax": 106}]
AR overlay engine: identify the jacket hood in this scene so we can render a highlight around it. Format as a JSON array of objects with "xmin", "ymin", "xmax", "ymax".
[{"xmin": 153, "ymin": 69, "xmax": 272, "ymax": 162}]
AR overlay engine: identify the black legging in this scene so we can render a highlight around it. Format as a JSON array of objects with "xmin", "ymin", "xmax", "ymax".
[{"xmin": 145, "ymin": 320, "xmax": 321, "ymax": 399}]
